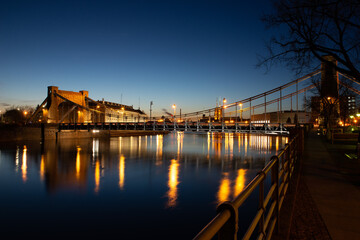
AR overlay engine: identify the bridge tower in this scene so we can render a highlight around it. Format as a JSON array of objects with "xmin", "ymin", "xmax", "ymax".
[
  {"xmin": 44, "ymin": 86, "xmax": 90, "ymax": 123},
  {"xmin": 319, "ymin": 55, "xmax": 340, "ymax": 127},
  {"xmin": 321, "ymin": 55, "xmax": 339, "ymax": 98}
]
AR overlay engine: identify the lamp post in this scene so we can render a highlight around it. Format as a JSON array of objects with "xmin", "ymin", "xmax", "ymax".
[
  {"xmin": 172, "ymin": 104, "xmax": 176, "ymax": 131},
  {"xmin": 172, "ymin": 104, "xmax": 176, "ymax": 121},
  {"xmin": 150, "ymin": 101, "xmax": 153, "ymax": 121},
  {"xmin": 239, "ymin": 103, "xmax": 243, "ymax": 123},
  {"xmin": 222, "ymin": 98, "xmax": 226, "ymax": 123}
]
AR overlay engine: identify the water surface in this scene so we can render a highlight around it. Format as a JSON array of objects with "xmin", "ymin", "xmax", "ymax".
[{"xmin": 0, "ymin": 132, "xmax": 287, "ymax": 239}]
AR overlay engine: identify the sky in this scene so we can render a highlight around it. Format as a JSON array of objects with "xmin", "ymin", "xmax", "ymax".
[{"xmin": 0, "ymin": 0, "xmax": 299, "ymax": 116}]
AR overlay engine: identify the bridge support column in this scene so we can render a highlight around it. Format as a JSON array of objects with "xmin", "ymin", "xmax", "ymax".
[{"xmin": 249, "ymin": 99, "xmax": 252, "ymax": 133}]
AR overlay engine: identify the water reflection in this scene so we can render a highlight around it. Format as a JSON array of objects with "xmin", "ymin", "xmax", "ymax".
[
  {"xmin": 76, "ymin": 147, "xmax": 81, "ymax": 179},
  {"xmin": 217, "ymin": 172, "xmax": 231, "ymax": 203},
  {"xmin": 119, "ymin": 155, "xmax": 125, "ymax": 190},
  {"xmin": 234, "ymin": 169, "xmax": 246, "ymax": 198},
  {"xmin": 40, "ymin": 154, "xmax": 45, "ymax": 181},
  {"xmin": 1, "ymin": 133, "xmax": 287, "ymax": 196},
  {"xmin": 15, "ymin": 146, "xmax": 19, "ymax": 171},
  {"xmin": 167, "ymin": 159, "xmax": 179, "ymax": 207},
  {"xmin": 95, "ymin": 160, "xmax": 100, "ymax": 193},
  {"xmin": 0, "ymin": 133, "xmax": 289, "ymax": 239},
  {"xmin": 21, "ymin": 145, "xmax": 27, "ymax": 182},
  {"xmin": 156, "ymin": 135, "xmax": 163, "ymax": 164},
  {"xmin": 217, "ymin": 169, "xmax": 247, "ymax": 203}
]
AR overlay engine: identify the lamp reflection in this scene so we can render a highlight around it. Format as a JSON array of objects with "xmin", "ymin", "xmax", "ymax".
[
  {"xmin": 217, "ymin": 172, "xmax": 231, "ymax": 203},
  {"xmin": 207, "ymin": 132, "xmax": 211, "ymax": 159},
  {"xmin": 76, "ymin": 147, "xmax": 81, "ymax": 179},
  {"xmin": 229, "ymin": 134, "xmax": 234, "ymax": 160},
  {"xmin": 177, "ymin": 132, "xmax": 183, "ymax": 159},
  {"xmin": 15, "ymin": 146, "xmax": 19, "ymax": 171},
  {"xmin": 234, "ymin": 169, "xmax": 246, "ymax": 198},
  {"xmin": 40, "ymin": 154, "xmax": 45, "ymax": 181},
  {"xmin": 156, "ymin": 135, "xmax": 163, "ymax": 164},
  {"xmin": 92, "ymin": 138, "xmax": 99, "ymax": 159},
  {"xmin": 21, "ymin": 145, "xmax": 27, "ymax": 182},
  {"xmin": 217, "ymin": 169, "xmax": 247, "ymax": 203},
  {"xmin": 119, "ymin": 155, "xmax": 125, "ymax": 190},
  {"xmin": 166, "ymin": 159, "xmax": 179, "ymax": 208},
  {"xmin": 95, "ymin": 160, "xmax": 100, "ymax": 193}
]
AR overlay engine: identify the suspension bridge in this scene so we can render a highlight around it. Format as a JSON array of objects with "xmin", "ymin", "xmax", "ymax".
[{"xmin": 29, "ymin": 57, "xmax": 360, "ymax": 135}]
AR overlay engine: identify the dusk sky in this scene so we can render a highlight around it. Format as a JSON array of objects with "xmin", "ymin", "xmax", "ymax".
[{"xmin": 0, "ymin": 0, "xmax": 299, "ymax": 116}]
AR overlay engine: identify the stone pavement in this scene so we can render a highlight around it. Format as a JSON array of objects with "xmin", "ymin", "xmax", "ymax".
[{"xmin": 273, "ymin": 129, "xmax": 360, "ymax": 240}]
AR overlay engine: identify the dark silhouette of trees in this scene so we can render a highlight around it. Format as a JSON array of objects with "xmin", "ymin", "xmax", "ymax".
[
  {"xmin": 2, "ymin": 106, "xmax": 34, "ymax": 124},
  {"xmin": 259, "ymin": 0, "xmax": 360, "ymax": 81}
]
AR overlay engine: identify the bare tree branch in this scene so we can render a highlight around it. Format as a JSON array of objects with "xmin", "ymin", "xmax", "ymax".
[{"xmin": 259, "ymin": 0, "xmax": 360, "ymax": 81}]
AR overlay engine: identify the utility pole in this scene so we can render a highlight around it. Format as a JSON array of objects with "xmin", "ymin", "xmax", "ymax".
[{"xmin": 150, "ymin": 101, "xmax": 153, "ymax": 121}]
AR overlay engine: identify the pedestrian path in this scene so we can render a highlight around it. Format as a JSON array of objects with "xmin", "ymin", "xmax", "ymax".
[{"xmin": 273, "ymin": 130, "xmax": 360, "ymax": 239}]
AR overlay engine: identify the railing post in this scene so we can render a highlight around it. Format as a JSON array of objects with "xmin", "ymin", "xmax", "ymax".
[
  {"xmin": 216, "ymin": 201, "xmax": 238, "ymax": 240},
  {"xmin": 285, "ymin": 143, "xmax": 290, "ymax": 179},
  {"xmin": 271, "ymin": 156, "xmax": 280, "ymax": 234},
  {"xmin": 258, "ymin": 173, "xmax": 265, "ymax": 237}
]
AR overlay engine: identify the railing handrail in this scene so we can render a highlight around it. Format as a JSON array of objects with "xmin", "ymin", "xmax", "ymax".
[{"xmin": 193, "ymin": 128, "xmax": 304, "ymax": 240}]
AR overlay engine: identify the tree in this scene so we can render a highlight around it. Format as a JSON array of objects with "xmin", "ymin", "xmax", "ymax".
[
  {"xmin": 305, "ymin": 75, "xmax": 354, "ymax": 128},
  {"xmin": 259, "ymin": 0, "xmax": 360, "ymax": 81},
  {"xmin": 2, "ymin": 106, "xmax": 34, "ymax": 124}
]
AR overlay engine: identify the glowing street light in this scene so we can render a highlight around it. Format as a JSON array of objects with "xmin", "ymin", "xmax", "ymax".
[
  {"xmin": 222, "ymin": 98, "xmax": 226, "ymax": 123},
  {"xmin": 239, "ymin": 103, "xmax": 242, "ymax": 122},
  {"xmin": 172, "ymin": 104, "xmax": 176, "ymax": 119}
]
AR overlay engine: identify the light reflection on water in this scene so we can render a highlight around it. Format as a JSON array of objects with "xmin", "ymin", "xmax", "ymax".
[{"xmin": 0, "ymin": 132, "xmax": 287, "ymax": 238}]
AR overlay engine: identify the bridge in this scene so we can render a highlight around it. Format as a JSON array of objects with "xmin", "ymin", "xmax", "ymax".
[
  {"xmin": 27, "ymin": 56, "xmax": 360, "ymax": 239},
  {"xmin": 29, "ymin": 56, "xmax": 360, "ymax": 135}
]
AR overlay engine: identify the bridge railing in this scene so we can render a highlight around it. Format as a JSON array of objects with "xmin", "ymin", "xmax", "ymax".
[{"xmin": 193, "ymin": 128, "xmax": 304, "ymax": 240}]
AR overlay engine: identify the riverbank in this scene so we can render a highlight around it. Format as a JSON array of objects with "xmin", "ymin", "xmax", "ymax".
[
  {"xmin": 0, "ymin": 124, "xmax": 169, "ymax": 142},
  {"xmin": 273, "ymin": 129, "xmax": 360, "ymax": 240}
]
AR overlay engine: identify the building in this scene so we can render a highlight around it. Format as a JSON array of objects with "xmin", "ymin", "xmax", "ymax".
[
  {"xmin": 89, "ymin": 100, "xmax": 146, "ymax": 123},
  {"xmin": 251, "ymin": 111, "xmax": 311, "ymax": 124},
  {"xmin": 30, "ymin": 86, "xmax": 147, "ymax": 124}
]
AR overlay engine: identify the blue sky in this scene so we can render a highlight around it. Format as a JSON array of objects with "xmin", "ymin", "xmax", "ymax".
[{"xmin": 0, "ymin": 0, "xmax": 300, "ymax": 116}]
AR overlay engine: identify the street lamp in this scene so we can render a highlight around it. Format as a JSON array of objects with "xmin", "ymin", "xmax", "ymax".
[
  {"xmin": 172, "ymin": 104, "xmax": 176, "ymax": 130},
  {"xmin": 239, "ymin": 103, "xmax": 243, "ymax": 123},
  {"xmin": 222, "ymin": 98, "xmax": 226, "ymax": 123},
  {"xmin": 172, "ymin": 104, "xmax": 176, "ymax": 120}
]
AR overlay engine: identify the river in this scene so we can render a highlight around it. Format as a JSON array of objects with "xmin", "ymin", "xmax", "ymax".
[{"xmin": 0, "ymin": 132, "xmax": 287, "ymax": 239}]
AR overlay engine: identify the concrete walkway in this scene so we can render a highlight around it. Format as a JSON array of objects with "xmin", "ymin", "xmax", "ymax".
[{"xmin": 273, "ymin": 130, "xmax": 360, "ymax": 239}]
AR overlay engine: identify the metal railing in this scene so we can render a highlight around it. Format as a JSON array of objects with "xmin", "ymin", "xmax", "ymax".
[{"xmin": 194, "ymin": 129, "xmax": 304, "ymax": 240}]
